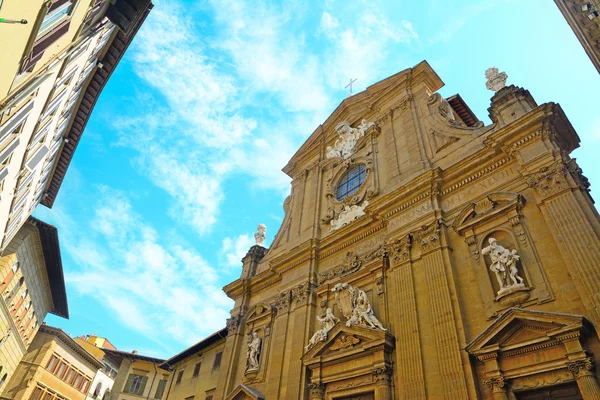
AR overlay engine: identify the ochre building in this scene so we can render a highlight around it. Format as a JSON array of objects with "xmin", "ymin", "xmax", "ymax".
[{"xmin": 200, "ymin": 62, "xmax": 600, "ymax": 400}]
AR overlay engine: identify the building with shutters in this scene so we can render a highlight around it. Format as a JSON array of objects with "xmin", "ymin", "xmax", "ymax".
[
  {"xmin": 102, "ymin": 349, "xmax": 166, "ymax": 400},
  {"xmin": 73, "ymin": 336, "xmax": 119, "ymax": 400},
  {"xmin": 159, "ymin": 329, "xmax": 227, "ymax": 400},
  {"xmin": 0, "ymin": 324, "xmax": 102, "ymax": 400},
  {"xmin": 0, "ymin": 0, "xmax": 153, "ymax": 252},
  {"xmin": 196, "ymin": 61, "xmax": 600, "ymax": 399},
  {"xmin": 0, "ymin": 217, "xmax": 68, "ymax": 397}
]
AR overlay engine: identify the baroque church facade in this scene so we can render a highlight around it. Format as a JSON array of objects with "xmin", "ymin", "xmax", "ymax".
[{"xmin": 210, "ymin": 61, "xmax": 600, "ymax": 400}]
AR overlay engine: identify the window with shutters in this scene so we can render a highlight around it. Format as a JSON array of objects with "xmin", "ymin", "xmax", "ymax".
[
  {"xmin": 125, "ymin": 374, "xmax": 147, "ymax": 395},
  {"xmin": 29, "ymin": 386, "xmax": 43, "ymax": 400},
  {"xmin": 154, "ymin": 379, "xmax": 167, "ymax": 399},
  {"xmin": 193, "ymin": 362, "xmax": 201, "ymax": 377},
  {"xmin": 212, "ymin": 352, "xmax": 222, "ymax": 370},
  {"xmin": 175, "ymin": 369, "xmax": 184, "ymax": 384}
]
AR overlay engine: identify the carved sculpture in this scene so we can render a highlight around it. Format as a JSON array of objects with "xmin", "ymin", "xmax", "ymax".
[
  {"xmin": 305, "ymin": 308, "xmax": 340, "ymax": 351},
  {"xmin": 254, "ymin": 224, "xmax": 266, "ymax": 246},
  {"xmin": 485, "ymin": 67, "xmax": 508, "ymax": 92},
  {"xmin": 331, "ymin": 283, "xmax": 386, "ymax": 331},
  {"xmin": 326, "ymin": 119, "xmax": 375, "ymax": 160},
  {"xmin": 481, "ymin": 238, "xmax": 525, "ymax": 296},
  {"xmin": 245, "ymin": 331, "xmax": 262, "ymax": 372},
  {"xmin": 329, "ymin": 201, "xmax": 369, "ymax": 231}
]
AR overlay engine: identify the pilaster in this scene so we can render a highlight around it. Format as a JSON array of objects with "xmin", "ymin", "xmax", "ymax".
[{"xmin": 568, "ymin": 358, "xmax": 600, "ymax": 399}]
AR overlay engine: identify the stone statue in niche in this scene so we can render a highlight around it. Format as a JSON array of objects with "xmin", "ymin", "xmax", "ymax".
[
  {"xmin": 481, "ymin": 237, "xmax": 525, "ymax": 296},
  {"xmin": 245, "ymin": 331, "xmax": 262, "ymax": 372},
  {"xmin": 326, "ymin": 119, "xmax": 375, "ymax": 160},
  {"xmin": 254, "ymin": 224, "xmax": 266, "ymax": 246},
  {"xmin": 331, "ymin": 282, "xmax": 386, "ymax": 331},
  {"xmin": 305, "ymin": 308, "xmax": 340, "ymax": 351}
]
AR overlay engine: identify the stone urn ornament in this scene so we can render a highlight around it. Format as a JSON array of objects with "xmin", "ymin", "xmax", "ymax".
[{"xmin": 485, "ymin": 67, "xmax": 508, "ymax": 92}]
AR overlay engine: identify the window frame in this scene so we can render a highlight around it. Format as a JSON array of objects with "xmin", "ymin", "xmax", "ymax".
[{"xmin": 335, "ymin": 164, "xmax": 367, "ymax": 201}]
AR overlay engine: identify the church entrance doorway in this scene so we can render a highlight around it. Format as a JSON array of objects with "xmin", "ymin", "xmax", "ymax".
[
  {"xmin": 515, "ymin": 382, "xmax": 583, "ymax": 400},
  {"xmin": 335, "ymin": 393, "xmax": 374, "ymax": 400}
]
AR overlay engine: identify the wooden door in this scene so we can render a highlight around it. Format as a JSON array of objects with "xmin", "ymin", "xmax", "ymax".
[{"xmin": 516, "ymin": 382, "xmax": 583, "ymax": 400}]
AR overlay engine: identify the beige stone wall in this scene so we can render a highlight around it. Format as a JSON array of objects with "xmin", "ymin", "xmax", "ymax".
[
  {"xmin": 163, "ymin": 341, "xmax": 225, "ymax": 400},
  {"xmin": 212, "ymin": 63, "xmax": 600, "ymax": 399}
]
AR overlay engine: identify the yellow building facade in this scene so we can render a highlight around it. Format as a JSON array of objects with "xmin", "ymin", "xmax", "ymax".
[
  {"xmin": 1, "ymin": 325, "xmax": 102, "ymax": 400},
  {"xmin": 0, "ymin": 0, "xmax": 152, "ymax": 250},
  {"xmin": 160, "ymin": 329, "xmax": 227, "ymax": 400},
  {"xmin": 0, "ymin": 217, "xmax": 68, "ymax": 396},
  {"xmin": 196, "ymin": 62, "xmax": 600, "ymax": 399},
  {"xmin": 103, "ymin": 349, "xmax": 167, "ymax": 400}
]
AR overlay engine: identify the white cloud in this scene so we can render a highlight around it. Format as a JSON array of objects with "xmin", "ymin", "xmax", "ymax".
[
  {"xmin": 320, "ymin": 11, "xmax": 339, "ymax": 31},
  {"xmin": 221, "ymin": 234, "xmax": 255, "ymax": 268},
  {"xmin": 59, "ymin": 189, "xmax": 232, "ymax": 350}
]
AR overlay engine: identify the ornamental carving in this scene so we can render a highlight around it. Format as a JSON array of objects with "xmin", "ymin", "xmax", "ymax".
[
  {"xmin": 272, "ymin": 291, "xmax": 291, "ymax": 313},
  {"xmin": 329, "ymin": 201, "xmax": 369, "ymax": 232},
  {"xmin": 485, "ymin": 67, "xmax": 508, "ymax": 92},
  {"xmin": 305, "ymin": 308, "xmax": 340, "ymax": 351},
  {"xmin": 567, "ymin": 358, "xmax": 595, "ymax": 378},
  {"xmin": 291, "ymin": 282, "xmax": 314, "ymax": 306},
  {"xmin": 414, "ymin": 222, "xmax": 441, "ymax": 253},
  {"xmin": 386, "ymin": 235, "xmax": 411, "ymax": 264},
  {"xmin": 318, "ymin": 251, "xmax": 363, "ymax": 285},
  {"xmin": 483, "ymin": 376, "xmax": 506, "ymax": 390},
  {"xmin": 566, "ymin": 159, "xmax": 591, "ymax": 192},
  {"xmin": 226, "ymin": 314, "xmax": 242, "ymax": 335},
  {"xmin": 331, "ymin": 283, "xmax": 386, "ymax": 331},
  {"xmin": 307, "ymin": 382, "xmax": 325, "ymax": 397},
  {"xmin": 525, "ymin": 162, "xmax": 569, "ymax": 197},
  {"xmin": 329, "ymin": 333, "xmax": 360, "ymax": 351},
  {"xmin": 372, "ymin": 367, "xmax": 393, "ymax": 385},
  {"xmin": 326, "ymin": 119, "xmax": 375, "ymax": 160}
]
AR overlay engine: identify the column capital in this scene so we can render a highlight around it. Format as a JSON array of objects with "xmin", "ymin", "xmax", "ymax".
[
  {"xmin": 483, "ymin": 376, "xmax": 506, "ymax": 391},
  {"xmin": 568, "ymin": 357, "xmax": 595, "ymax": 379},
  {"xmin": 372, "ymin": 366, "xmax": 393, "ymax": 386},
  {"xmin": 307, "ymin": 382, "xmax": 325, "ymax": 398}
]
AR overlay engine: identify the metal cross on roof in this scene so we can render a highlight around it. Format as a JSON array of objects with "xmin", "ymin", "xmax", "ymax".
[{"xmin": 345, "ymin": 78, "xmax": 358, "ymax": 96}]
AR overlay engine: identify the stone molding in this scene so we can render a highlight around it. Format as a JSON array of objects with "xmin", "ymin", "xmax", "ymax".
[{"xmin": 567, "ymin": 358, "xmax": 595, "ymax": 379}]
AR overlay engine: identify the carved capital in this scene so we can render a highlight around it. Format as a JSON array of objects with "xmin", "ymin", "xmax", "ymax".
[
  {"xmin": 273, "ymin": 291, "xmax": 292, "ymax": 313},
  {"xmin": 415, "ymin": 221, "xmax": 441, "ymax": 253},
  {"xmin": 226, "ymin": 314, "xmax": 242, "ymax": 336},
  {"xmin": 568, "ymin": 358, "xmax": 595, "ymax": 379},
  {"xmin": 566, "ymin": 159, "xmax": 591, "ymax": 193},
  {"xmin": 465, "ymin": 235, "xmax": 480, "ymax": 260},
  {"xmin": 372, "ymin": 366, "xmax": 393, "ymax": 386},
  {"xmin": 291, "ymin": 282, "xmax": 314, "ymax": 306},
  {"xmin": 308, "ymin": 382, "xmax": 325, "ymax": 398},
  {"xmin": 387, "ymin": 235, "xmax": 411, "ymax": 264},
  {"xmin": 483, "ymin": 376, "xmax": 506, "ymax": 390},
  {"xmin": 525, "ymin": 162, "xmax": 569, "ymax": 198}
]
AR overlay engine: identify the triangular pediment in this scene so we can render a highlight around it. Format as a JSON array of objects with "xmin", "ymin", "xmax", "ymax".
[
  {"xmin": 225, "ymin": 384, "xmax": 265, "ymax": 400},
  {"xmin": 465, "ymin": 308, "xmax": 588, "ymax": 356},
  {"xmin": 302, "ymin": 322, "xmax": 392, "ymax": 363}
]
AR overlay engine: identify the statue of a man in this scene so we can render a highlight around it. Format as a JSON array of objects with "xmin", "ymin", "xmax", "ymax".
[
  {"xmin": 246, "ymin": 332, "xmax": 262, "ymax": 371},
  {"xmin": 352, "ymin": 289, "xmax": 386, "ymax": 331},
  {"xmin": 305, "ymin": 308, "xmax": 340, "ymax": 351},
  {"xmin": 481, "ymin": 238, "xmax": 507, "ymax": 289}
]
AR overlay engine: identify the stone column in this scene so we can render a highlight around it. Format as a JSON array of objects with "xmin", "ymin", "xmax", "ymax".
[
  {"xmin": 415, "ymin": 222, "xmax": 469, "ymax": 399},
  {"xmin": 307, "ymin": 382, "xmax": 325, "ymax": 400},
  {"xmin": 568, "ymin": 358, "xmax": 600, "ymax": 399},
  {"xmin": 525, "ymin": 160, "xmax": 600, "ymax": 327},
  {"xmin": 387, "ymin": 235, "xmax": 426, "ymax": 398},
  {"xmin": 483, "ymin": 377, "xmax": 508, "ymax": 400},
  {"xmin": 372, "ymin": 367, "xmax": 393, "ymax": 400}
]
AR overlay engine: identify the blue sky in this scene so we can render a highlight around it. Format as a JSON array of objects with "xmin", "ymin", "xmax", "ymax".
[{"xmin": 34, "ymin": 0, "xmax": 600, "ymax": 359}]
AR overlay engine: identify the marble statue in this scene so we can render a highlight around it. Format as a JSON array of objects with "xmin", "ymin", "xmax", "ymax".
[
  {"xmin": 485, "ymin": 67, "xmax": 508, "ymax": 92},
  {"xmin": 331, "ymin": 282, "xmax": 386, "ymax": 331},
  {"xmin": 326, "ymin": 119, "xmax": 375, "ymax": 160},
  {"xmin": 481, "ymin": 237, "xmax": 525, "ymax": 295},
  {"xmin": 246, "ymin": 331, "xmax": 262, "ymax": 372},
  {"xmin": 254, "ymin": 224, "xmax": 266, "ymax": 246},
  {"xmin": 305, "ymin": 308, "xmax": 340, "ymax": 351}
]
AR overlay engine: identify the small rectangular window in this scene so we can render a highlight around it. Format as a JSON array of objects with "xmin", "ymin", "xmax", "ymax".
[
  {"xmin": 213, "ymin": 352, "xmax": 222, "ymax": 370},
  {"xmin": 175, "ymin": 370, "xmax": 184, "ymax": 384},
  {"xmin": 29, "ymin": 386, "xmax": 43, "ymax": 400},
  {"xmin": 193, "ymin": 362, "xmax": 201, "ymax": 377},
  {"xmin": 154, "ymin": 379, "xmax": 167, "ymax": 399},
  {"xmin": 46, "ymin": 355, "xmax": 59, "ymax": 371}
]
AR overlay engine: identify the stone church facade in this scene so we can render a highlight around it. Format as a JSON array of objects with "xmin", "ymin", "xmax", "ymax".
[{"xmin": 212, "ymin": 61, "xmax": 600, "ymax": 400}]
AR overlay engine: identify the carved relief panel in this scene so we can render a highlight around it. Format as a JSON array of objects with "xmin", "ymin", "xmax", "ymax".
[
  {"xmin": 452, "ymin": 192, "xmax": 553, "ymax": 317},
  {"xmin": 321, "ymin": 119, "xmax": 381, "ymax": 232}
]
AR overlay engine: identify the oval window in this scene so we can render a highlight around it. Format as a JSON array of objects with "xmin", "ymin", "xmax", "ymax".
[{"xmin": 335, "ymin": 164, "xmax": 367, "ymax": 201}]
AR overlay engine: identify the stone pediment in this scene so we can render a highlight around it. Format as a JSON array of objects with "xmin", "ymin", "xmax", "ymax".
[
  {"xmin": 465, "ymin": 308, "xmax": 589, "ymax": 357},
  {"xmin": 302, "ymin": 322, "xmax": 394, "ymax": 365},
  {"xmin": 225, "ymin": 384, "xmax": 265, "ymax": 400},
  {"xmin": 452, "ymin": 192, "xmax": 525, "ymax": 235}
]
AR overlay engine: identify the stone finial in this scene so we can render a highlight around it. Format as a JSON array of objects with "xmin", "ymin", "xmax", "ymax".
[
  {"xmin": 485, "ymin": 67, "xmax": 508, "ymax": 92},
  {"xmin": 254, "ymin": 224, "xmax": 267, "ymax": 246}
]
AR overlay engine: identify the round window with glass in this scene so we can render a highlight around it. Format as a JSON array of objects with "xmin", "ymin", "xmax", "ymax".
[{"xmin": 335, "ymin": 164, "xmax": 367, "ymax": 201}]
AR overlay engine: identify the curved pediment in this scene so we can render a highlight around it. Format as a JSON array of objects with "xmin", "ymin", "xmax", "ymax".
[{"xmin": 452, "ymin": 192, "xmax": 525, "ymax": 234}]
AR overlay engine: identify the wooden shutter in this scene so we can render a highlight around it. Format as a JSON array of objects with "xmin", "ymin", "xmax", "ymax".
[
  {"xmin": 193, "ymin": 362, "xmax": 201, "ymax": 377},
  {"xmin": 123, "ymin": 374, "xmax": 135, "ymax": 393},
  {"xmin": 213, "ymin": 352, "xmax": 222, "ymax": 369},
  {"xmin": 22, "ymin": 20, "xmax": 71, "ymax": 72},
  {"xmin": 137, "ymin": 376, "xmax": 148, "ymax": 396},
  {"xmin": 175, "ymin": 370, "xmax": 183, "ymax": 384}
]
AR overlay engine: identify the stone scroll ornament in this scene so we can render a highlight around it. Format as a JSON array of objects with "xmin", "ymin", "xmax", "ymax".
[
  {"xmin": 326, "ymin": 119, "xmax": 375, "ymax": 160},
  {"xmin": 481, "ymin": 238, "xmax": 525, "ymax": 297},
  {"xmin": 331, "ymin": 283, "xmax": 386, "ymax": 331},
  {"xmin": 305, "ymin": 308, "xmax": 340, "ymax": 351},
  {"xmin": 245, "ymin": 331, "xmax": 262, "ymax": 373}
]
